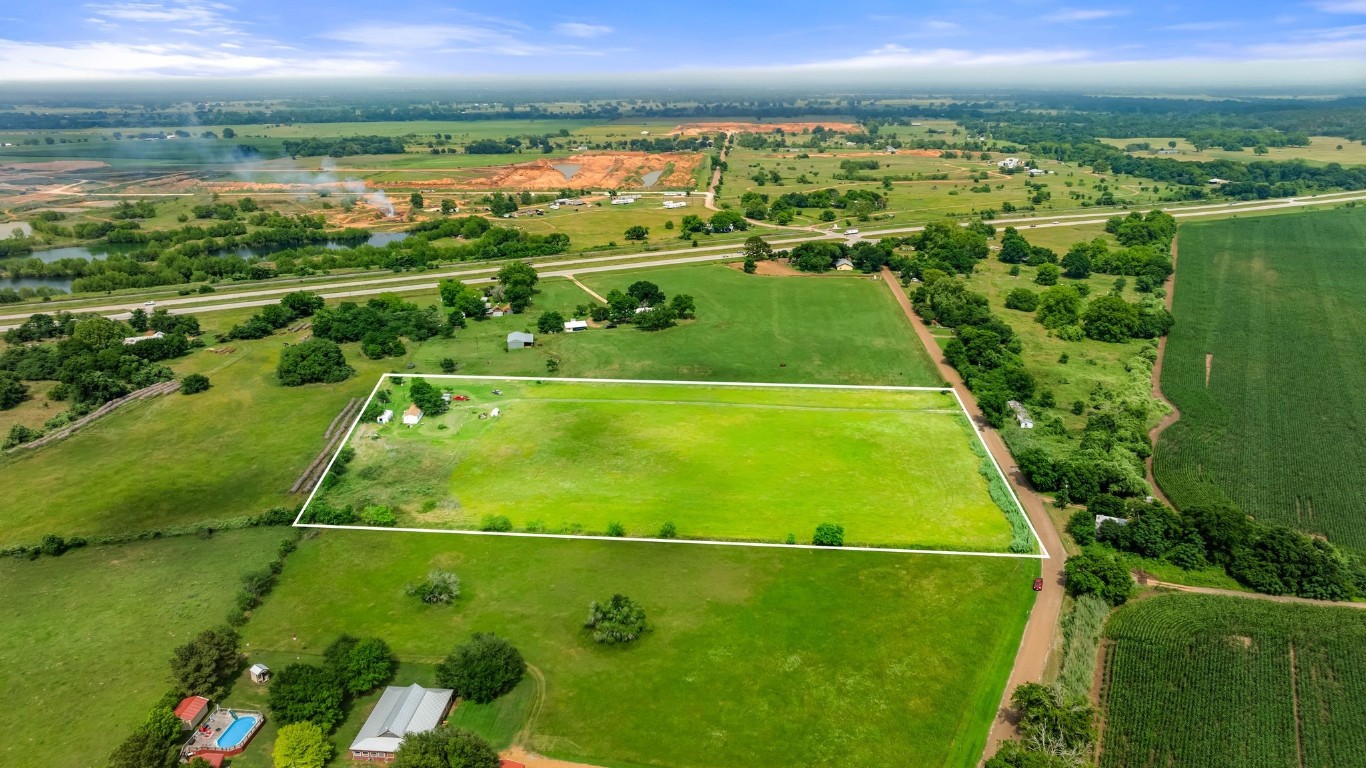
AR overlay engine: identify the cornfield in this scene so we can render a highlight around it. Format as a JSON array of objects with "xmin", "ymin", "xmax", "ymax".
[
  {"xmin": 1100, "ymin": 593, "xmax": 1366, "ymax": 768},
  {"xmin": 1153, "ymin": 209, "xmax": 1366, "ymax": 551}
]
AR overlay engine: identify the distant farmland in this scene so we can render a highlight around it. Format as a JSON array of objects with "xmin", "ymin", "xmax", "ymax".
[
  {"xmin": 1153, "ymin": 208, "xmax": 1366, "ymax": 550},
  {"xmin": 1100, "ymin": 593, "xmax": 1366, "ymax": 768}
]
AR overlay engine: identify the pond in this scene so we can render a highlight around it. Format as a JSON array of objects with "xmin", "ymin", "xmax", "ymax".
[
  {"xmin": 3, "ymin": 231, "xmax": 411, "ymax": 293},
  {"xmin": 23, "ymin": 231, "xmax": 411, "ymax": 264},
  {"xmin": 640, "ymin": 170, "xmax": 664, "ymax": 187},
  {"xmin": 552, "ymin": 163, "xmax": 581, "ymax": 180}
]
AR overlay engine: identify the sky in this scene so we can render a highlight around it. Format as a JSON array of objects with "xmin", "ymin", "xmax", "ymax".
[{"xmin": 1, "ymin": 0, "xmax": 1365, "ymax": 87}]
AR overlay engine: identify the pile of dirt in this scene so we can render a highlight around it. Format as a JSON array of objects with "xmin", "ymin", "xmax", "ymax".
[
  {"xmin": 461, "ymin": 152, "xmax": 703, "ymax": 191},
  {"xmin": 671, "ymin": 121, "xmax": 863, "ymax": 136}
]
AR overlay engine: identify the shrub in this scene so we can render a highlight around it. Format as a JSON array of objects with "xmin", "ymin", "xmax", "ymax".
[
  {"xmin": 1064, "ymin": 548, "xmax": 1135, "ymax": 605},
  {"xmin": 657, "ymin": 521, "xmax": 677, "ymax": 539},
  {"xmin": 393, "ymin": 727, "xmax": 499, "ymax": 768},
  {"xmin": 479, "ymin": 514, "xmax": 513, "ymax": 532},
  {"xmin": 584, "ymin": 594, "xmax": 650, "ymax": 645},
  {"xmin": 359, "ymin": 505, "xmax": 397, "ymax": 527},
  {"xmin": 605, "ymin": 521, "xmax": 626, "ymax": 537},
  {"xmin": 439, "ymin": 358, "xmax": 458, "ymax": 374},
  {"xmin": 1066, "ymin": 510, "xmax": 1097, "ymax": 546},
  {"xmin": 267, "ymin": 663, "xmax": 346, "ymax": 729},
  {"xmin": 179, "ymin": 373, "xmax": 210, "ymax": 394},
  {"xmin": 406, "ymin": 570, "xmax": 461, "ymax": 604},
  {"xmin": 277, "ymin": 339, "xmax": 354, "ymax": 387},
  {"xmin": 324, "ymin": 635, "xmax": 396, "ymax": 696},
  {"xmin": 435, "ymin": 633, "xmax": 526, "ymax": 704},
  {"xmin": 812, "ymin": 522, "xmax": 845, "ymax": 547},
  {"xmin": 1003, "ymin": 288, "xmax": 1039, "ymax": 312}
]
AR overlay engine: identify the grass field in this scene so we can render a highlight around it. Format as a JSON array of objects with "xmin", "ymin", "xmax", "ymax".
[
  {"xmin": 312, "ymin": 378, "xmax": 1021, "ymax": 551},
  {"xmin": 0, "ymin": 527, "xmax": 291, "ymax": 768},
  {"xmin": 0, "ymin": 333, "xmax": 400, "ymax": 546},
  {"xmin": 1099, "ymin": 135, "xmax": 1366, "ymax": 166},
  {"xmin": 245, "ymin": 529, "xmax": 1036, "ymax": 768},
  {"xmin": 1100, "ymin": 593, "xmax": 1366, "ymax": 768},
  {"xmin": 1153, "ymin": 207, "xmax": 1366, "ymax": 550},
  {"xmin": 417, "ymin": 264, "xmax": 943, "ymax": 386}
]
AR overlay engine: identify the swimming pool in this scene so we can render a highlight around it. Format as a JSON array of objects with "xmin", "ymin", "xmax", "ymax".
[{"xmin": 214, "ymin": 715, "xmax": 259, "ymax": 750}]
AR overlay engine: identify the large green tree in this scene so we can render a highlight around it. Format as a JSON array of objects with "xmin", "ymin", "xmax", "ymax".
[
  {"xmin": 272, "ymin": 721, "xmax": 333, "ymax": 768},
  {"xmin": 267, "ymin": 663, "xmax": 346, "ymax": 730},
  {"xmin": 169, "ymin": 626, "xmax": 240, "ymax": 699},
  {"xmin": 435, "ymin": 633, "xmax": 525, "ymax": 704},
  {"xmin": 108, "ymin": 706, "xmax": 182, "ymax": 768},
  {"xmin": 393, "ymin": 727, "xmax": 500, "ymax": 768},
  {"xmin": 277, "ymin": 339, "xmax": 354, "ymax": 387}
]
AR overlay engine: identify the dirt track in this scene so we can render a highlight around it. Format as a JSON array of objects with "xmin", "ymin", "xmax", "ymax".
[
  {"xmin": 879, "ymin": 268, "xmax": 1066, "ymax": 762},
  {"xmin": 1144, "ymin": 234, "xmax": 1181, "ymax": 509},
  {"xmin": 1133, "ymin": 573, "xmax": 1366, "ymax": 610}
]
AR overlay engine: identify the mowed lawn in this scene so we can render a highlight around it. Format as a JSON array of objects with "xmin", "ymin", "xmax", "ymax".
[
  {"xmin": 1153, "ymin": 208, "xmax": 1366, "ymax": 550},
  {"xmin": 317, "ymin": 379, "xmax": 1013, "ymax": 551},
  {"xmin": 0, "ymin": 528, "xmax": 290, "ymax": 768},
  {"xmin": 0, "ymin": 335, "xmax": 400, "ymax": 547},
  {"xmin": 245, "ymin": 530, "xmax": 1036, "ymax": 768}
]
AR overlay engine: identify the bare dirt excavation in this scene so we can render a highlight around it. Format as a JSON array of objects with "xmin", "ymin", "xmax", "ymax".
[
  {"xmin": 462, "ymin": 151, "xmax": 703, "ymax": 190},
  {"xmin": 670, "ymin": 121, "xmax": 863, "ymax": 135}
]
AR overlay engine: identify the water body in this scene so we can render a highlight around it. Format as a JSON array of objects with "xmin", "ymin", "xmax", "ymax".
[
  {"xmin": 4, "ymin": 231, "xmax": 411, "ymax": 293},
  {"xmin": 640, "ymin": 170, "xmax": 664, "ymax": 187},
  {"xmin": 552, "ymin": 163, "xmax": 581, "ymax": 180},
  {"xmin": 24, "ymin": 231, "xmax": 410, "ymax": 264}
]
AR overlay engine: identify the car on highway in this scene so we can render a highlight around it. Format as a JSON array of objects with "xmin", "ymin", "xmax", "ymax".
[{"xmin": 1033, "ymin": 578, "xmax": 1045, "ymax": 591}]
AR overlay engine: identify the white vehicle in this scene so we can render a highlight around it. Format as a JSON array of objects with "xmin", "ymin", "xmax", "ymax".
[
  {"xmin": 844, "ymin": 228, "xmax": 859, "ymax": 235},
  {"xmin": 144, "ymin": 300, "xmax": 156, "ymax": 306}
]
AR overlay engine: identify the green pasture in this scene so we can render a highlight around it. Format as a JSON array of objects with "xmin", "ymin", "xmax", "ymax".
[
  {"xmin": 0, "ymin": 528, "xmax": 291, "ymax": 768},
  {"xmin": 1101, "ymin": 593, "xmax": 1366, "ymax": 768},
  {"xmin": 245, "ymin": 529, "xmax": 1036, "ymax": 768},
  {"xmin": 414, "ymin": 263, "xmax": 942, "ymax": 385},
  {"xmin": 0, "ymin": 333, "xmax": 404, "ymax": 547},
  {"xmin": 1154, "ymin": 207, "xmax": 1366, "ymax": 550},
  {"xmin": 315, "ymin": 379, "xmax": 1013, "ymax": 551},
  {"xmin": 1099, "ymin": 135, "xmax": 1366, "ymax": 166}
]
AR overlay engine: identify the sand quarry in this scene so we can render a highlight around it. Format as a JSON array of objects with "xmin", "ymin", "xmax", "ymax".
[
  {"xmin": 458, "ymin": 152, "xmax": 703, "ymax": 190},
  {"xmin": 670, "ymin": 121, "xmax": 863, "ymax": 136}
]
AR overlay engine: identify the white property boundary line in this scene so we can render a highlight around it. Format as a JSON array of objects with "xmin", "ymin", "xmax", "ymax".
[{"xmin": 294, "ymin": 374, "xmax": 1049, "ymax": 560}]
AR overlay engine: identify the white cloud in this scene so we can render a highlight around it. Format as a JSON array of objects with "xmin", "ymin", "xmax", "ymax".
[
  {"xmin": 321, "ymin": 22, "xmax": 603, "ymax": 56},
  {"xmin": 1158, "ymin": 21, "xmax": 1240, "ymax": 31},
  {"xmin": 1313, "ymin": 0, "xmax": 1366, "ymax": 12},
  {"xmin": 0, "ymin": 38, "xmax": 394, "ymax": 79},
  {"xmin": 764, "ymin": 43, "xmax": 1092, "ymax": 71},
  {"xmin": 924, "ymin": 20, "xmax": 961, "ymax": 31},
  {"xmin": 85, "ymin": 1, "xmax": 243, "ymax": 36},
  {"xmin": 1044, "ymin": 8, "xmax": 1128, "ymax": 22},
  {"xmin": 554, "ymin": 22, "xmax": 613, "ymax": 38}
]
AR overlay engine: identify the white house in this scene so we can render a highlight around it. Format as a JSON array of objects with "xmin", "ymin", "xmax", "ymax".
[
  {"xmin": 611, "ymin": 196, "xmax": 638, "ymax": 205},
  {"xmin": 1007, "ymin": 400, "xmax": 1034, "ymax": 429},
  {"xmin": 564, "ymin": 319, "xmax": 589, "ymax": 332},
  {"xmin": 997, "ymin": 157, "xmax": 1022, "ymax": 170},
  {"xmin": 402, "ymin": 404, "xmax": 423, "ymax": 426},
  {"xmin": 662, "ymin": 200, "xmax": 688, "ymax": 209},
  {"xmin": 122, "ymin": 330, "xmax": 165, "ymax": 345},
  {"xmin": 376, "ymin": 409, "xmax": 394, "ymax": 425}
]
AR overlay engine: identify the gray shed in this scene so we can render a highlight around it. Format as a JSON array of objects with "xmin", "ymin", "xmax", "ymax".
[{"xmin": 507, "ymin": 331, "xmax": 535, "ymax": 350}]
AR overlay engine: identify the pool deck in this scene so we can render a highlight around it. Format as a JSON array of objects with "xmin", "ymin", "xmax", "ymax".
[{"xmin": 183, "ymin": 707, "xmax": 264, "ymax": 760}]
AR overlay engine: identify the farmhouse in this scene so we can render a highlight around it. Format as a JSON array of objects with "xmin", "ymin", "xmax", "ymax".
[
  {"xmin": 402, "ymin": 404, "xmax": 423, "ymax": 426},
  {"xmin": 835, "ymin": 258, "xmax": 854, "ymax": 271},
  {"xmin": 377, "ymin": 409, "xmax": 393, "ymax": 425},
  {"xmin": 564, "ymin": 319, "xmax": 589, "ymax": 332},
  {"xmin": 349, "ymin": 684, "xmax": 455, "ymax": 762},
  {"xmin": 122, "ymin": 330, "xmax": 165, "ymax": 345},
  {"xmin": 997, "ymin": 157, "xmax": 1022, "ymax": 169},
  {"xmin": 507, "ymin": 331, "xmax": 535, "ymax": 350}
]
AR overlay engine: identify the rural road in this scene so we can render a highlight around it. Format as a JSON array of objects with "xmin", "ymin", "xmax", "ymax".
[
  {"xmin": 1144, "ymin": 234, "xmax": 1182, "ymax": 508},
  {"xmin": 5, "ymin": 191, "xmax": 1364, "ymax": 332},
  {"xmin": 879, "ymin": 268, "xmax": 1068, "ymax": 762}
]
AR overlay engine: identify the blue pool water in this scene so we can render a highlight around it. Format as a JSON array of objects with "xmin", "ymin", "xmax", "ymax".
[{"xmin": 214, "ymin": 716, "xmax": 258, "ymax": 749}]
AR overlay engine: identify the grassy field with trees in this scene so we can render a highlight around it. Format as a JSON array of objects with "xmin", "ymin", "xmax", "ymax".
[
  {"xmin": 310, "ymin": 379, "xmax": 1025, "ymax": 552},
  {"xmin": 244, "ymin": 529, "xmax": 1036, "ymax": 768},
  {"xmin": 1100, "ymin": 593, "xmax": 1366, "ymax": 768},
  {"xmin": 0, "ymin": 528, "xmax": 291, "ymax": 767},
  {"xmin": 1154, "ymin": 207, "xmax": 1366, "ymax": 551}
]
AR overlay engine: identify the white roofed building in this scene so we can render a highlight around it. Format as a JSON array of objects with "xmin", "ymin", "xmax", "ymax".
[{"xmin": 349, "ymin": 684, "xmax": 455, "ymax": 762}]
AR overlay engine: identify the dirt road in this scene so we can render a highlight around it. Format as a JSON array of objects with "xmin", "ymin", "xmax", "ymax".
[
  {"xmin": 1144, "ymin": 234, "xmax": 1182, "ymax": 508},
  {"xmin": 878, "ymin": 269, "xmax": 1067, "ymax": 762},
  {"xmin": 1134, "ymin": 574, "xmax": 1366, "ymax": 610}
]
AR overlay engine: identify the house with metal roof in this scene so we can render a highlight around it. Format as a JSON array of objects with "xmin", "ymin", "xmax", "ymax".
[
  {"xmin": 349, "ymin": 684, "xmax": 455, "ymax": 762},
  {"xmin": 402, "ymin": 403, "xmax": 423, "ymax": 426},
  {"xmin": 507, "ymin": 331, "xmax": 534, "ymax": 350}
]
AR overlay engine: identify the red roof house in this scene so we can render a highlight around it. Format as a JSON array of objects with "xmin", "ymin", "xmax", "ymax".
[{"xmin": 174, "ymin": 696, "xmax": 211, "ymax": 729}]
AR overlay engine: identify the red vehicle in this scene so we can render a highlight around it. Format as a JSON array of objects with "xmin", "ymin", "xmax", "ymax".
[
  {"xmin": 453, "ymin": 395, "xmax": 470, "ymax": 401},
  {"xmin": 1033, "ymin": 578, "xmax": 1045, "ymax": 591}
]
